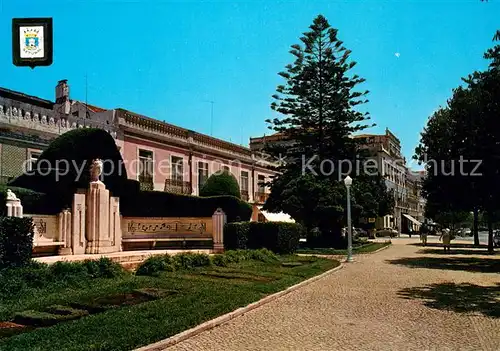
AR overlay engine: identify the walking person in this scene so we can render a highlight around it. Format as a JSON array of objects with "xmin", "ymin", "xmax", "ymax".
[
  {"xmin": 439, "ymin": 229, "xmax": 451, "ymax": 253},
  {"xmin": 420, "ymin": 230, "xmax": 428, "ymax": 246}
]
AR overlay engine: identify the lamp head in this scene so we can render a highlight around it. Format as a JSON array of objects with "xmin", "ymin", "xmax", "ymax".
[{"xmin": 344, "ymin": 175, "xmax": 353, "ymax": 187}]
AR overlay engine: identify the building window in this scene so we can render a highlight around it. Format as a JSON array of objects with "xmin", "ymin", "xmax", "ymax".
[
  {"xmin": 164, "ymin": 156, "xmax": 190, "ymax": 194},
  {"xmin": 255, "ymin": 174, "xmax": 267, "ymax": 203},
  {"xmin": 198, "ymin": 161, "xmax": 209, "ymax": 192},
  {"xmin": 240, "ymin": 171, "xmax": 249, "ymax": 201},
  {"xmin": 257, "ymin": 174, "xmax": 266, "ymax": 193},
  {"xmin": 27, "ymin": 151, "xmax": 41, "ymax": 172},
  {"xmin": 171, "ymin": 156, "xmax": 184, "ymax": 181},
  {"xmin": 138, "ymin": 149, "xmax": 154, "ymax": 190}
]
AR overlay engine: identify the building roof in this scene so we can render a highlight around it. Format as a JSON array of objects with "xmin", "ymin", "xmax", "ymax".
[
  {"xmin": 81, "ymin": 102, "xmax": 107, "ymax": 113},
  {"xmin": 0, "ymin": 87, "xmax": 54, "ymax": 109},
  {"xmin": 117, "ymin": 108, "xmax": 256, "ymax": 158},
  {"xmin": 353, "ymin": 133, "xmax": 379, "ymax": 138}
]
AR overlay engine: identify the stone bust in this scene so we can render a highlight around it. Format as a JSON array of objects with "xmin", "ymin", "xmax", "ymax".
[
  {"xmin": 6, "ymin": 189, "xmax": 19, "ymax": 201},
  {"xmin": 90, "ymin": 159, "xmax": 103, "ymax": 182}
]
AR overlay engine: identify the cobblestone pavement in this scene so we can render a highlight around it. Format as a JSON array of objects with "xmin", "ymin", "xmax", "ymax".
[{"xmin": 166, "ymin": 238, "xmax": 500, "ymax": 351}]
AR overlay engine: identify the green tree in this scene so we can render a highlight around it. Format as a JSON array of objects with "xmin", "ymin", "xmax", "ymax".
[
  {"xmin": 416, "ymin": 30, "xmax": 500, "ymax": 252},
  {"xmin": 199, "ymin": 171, "xmax": 241, "ymax": 199},
  {"xmin": 264, "ymin": 15, "xmax": 392, "ymax": 246},
  {"xmin": 432, "ymin": 210, "xmax": 472, "ymax": 237}
]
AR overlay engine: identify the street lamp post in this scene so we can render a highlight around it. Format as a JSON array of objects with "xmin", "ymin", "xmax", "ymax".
[{"xmin": 344, "ymin": 175, "xmax": 353, "ymax": 262}]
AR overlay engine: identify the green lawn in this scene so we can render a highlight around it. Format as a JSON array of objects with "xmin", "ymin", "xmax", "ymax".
[
  {"xmin": 296, "ymin": 241, "xmax": 391, "ymax": 256},
  {"xmin": 0, "ymin": 255, "xmax": 338, "ymax": 351}
]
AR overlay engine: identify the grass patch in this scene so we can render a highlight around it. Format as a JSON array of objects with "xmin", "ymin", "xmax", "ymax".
[
  {"xmin": 296, "ymin": 241, "xmax": 391, "ymax": 255},
  {"xmin": 195, "ymin": 271, "xmax": 277, "ymax": 282},
  {"xmin": 0, "ymin": 253, "xmax": 338, "ymax": 350}
]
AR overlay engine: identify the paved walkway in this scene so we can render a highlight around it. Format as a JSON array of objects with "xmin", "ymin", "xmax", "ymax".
[{"xmin": 166, "ymin": 238, "xmax": 500, "ymax": 351}]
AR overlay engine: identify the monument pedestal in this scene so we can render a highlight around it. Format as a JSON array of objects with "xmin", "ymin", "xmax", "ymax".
[
  {"xmin": 212, "ymin": 208, "xmax": 226, "ymax": 253},
  {"xmin": 84, "ymin": 180, "xmax": 122, "ymax": 254},
  {"xmin": 58, "ymin": 247, "xmax": 73, "ymax": 255},
  {"xmin": 85, "ymin": 181, "xmax": 112, "ymax": 254}
]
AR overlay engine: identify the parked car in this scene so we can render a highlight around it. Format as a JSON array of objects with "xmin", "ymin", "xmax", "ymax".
[
  {"xmin": 354, "ymin": 228, "xmax": 368, "ymax": 237},
  {"xmin": 376, "ymin": 227, "xmax": 398, "ymax": 238}
]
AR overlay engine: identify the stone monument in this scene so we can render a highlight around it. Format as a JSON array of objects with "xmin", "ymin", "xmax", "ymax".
[
  {"xmin": 84, "ymin": 159, "xmax": 121, "ymax": 254},
  {"xmin": 5, "ymin": 189, "xmax": 23, "ymax": 217}
]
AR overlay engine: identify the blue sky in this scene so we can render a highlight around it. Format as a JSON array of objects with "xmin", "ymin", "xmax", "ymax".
[{"xmin": 1, "ymin": 0, "xmax": 499, "ymax": 166}]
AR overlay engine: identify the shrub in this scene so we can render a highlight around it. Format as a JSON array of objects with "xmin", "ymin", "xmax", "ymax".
[
  {"xmin": 223, "ymin": 250, "xmax": 246, "ymax": 263},
  {"xmin": 82, "ymin": 258, "xmax": 124, "ymax": 278},
  {"xmin": 0, "ymin": 259, "xmax": 126, "ymax": 299},
  {"xmin": 199, "ymin": 171, "xmax": 241, "ymax": 198},
  {"xmin": 246, "ymin": 248, "xmax": 279, "ymax": 262},
  {"xmin": 173, "ymin": 252, "xmax": 211, "ymax": 270},
  {"xmin": 211, "ymin": 254, "xmax": 229, "ymax": 267},
  {"xmin": 0, "ymin": 217, "xmax": 34, "ymax": 268},
  {"xmin": 135, "ymin": 255, "xmax": 173, "ymax": 276},
  {"xmin": 49, "ymin": 261, "xmax": 89, "ymax": 281},
  {"xmin": 224, "ymin": 223, "xmax": 251, "ymax": 249},
  {"xmin": 10, "ymin": 129, "xmax": 129, "ymax": 199},
  {"xmin": 120, "ymin": 190, "xmax": 251, "ymax": 223},
  {"xmin": 225, "ymin": 222, "xmax": 301, "ymax": 254}
]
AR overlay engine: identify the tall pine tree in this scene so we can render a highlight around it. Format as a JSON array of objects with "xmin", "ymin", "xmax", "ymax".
[
  {"xmin": 267, "ymin": 15, "xmax": 371, "ymax": 173},
  {"xmin": 263, "ymin": 15, "xmax": 390, "ymax": 245}
]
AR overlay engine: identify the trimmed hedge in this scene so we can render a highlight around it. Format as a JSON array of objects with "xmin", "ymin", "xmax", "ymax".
[
  {"xmin": 0, "ymin": 185, "xmax": 65, "ymax": 215},
  {"xmin": 10, "ymin": 128, "xmax": 129, "ymax": 198},
  {"xmin": 0, "ymin": 217, "xmax": 34, "ymax": 268},
  {"xmin": 1, "ymin": 182, "xmax": 250, "ymax": 222},
  {"xmin": 200, "ymin": 171, "xmax": 241, "ymax": 198},
  {"xmin": 120, "ymin": 190, "xmax": 252, "ymax": 222},
  {"xmin": 225, "ymin": 222, "xmax": 301, "ymax": 254}
]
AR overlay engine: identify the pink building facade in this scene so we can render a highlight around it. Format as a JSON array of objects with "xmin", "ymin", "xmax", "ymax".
[{"xmin": 0, "ymin": 80, "xmax": 276, "ymax": 204}]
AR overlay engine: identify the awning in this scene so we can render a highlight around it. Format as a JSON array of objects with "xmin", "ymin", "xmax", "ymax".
[
  {"xmin": 258, "ymin": 207, "xmax": 295, "ymax": 223},
  {"xmin": 403, "ymin": 213, "xmax": 421, "ymax": 226}
]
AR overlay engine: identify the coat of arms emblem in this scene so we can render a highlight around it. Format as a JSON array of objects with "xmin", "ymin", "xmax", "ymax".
[{"xmin": 20, "ymin": 27, "xmax": 44, "ymax": 58}]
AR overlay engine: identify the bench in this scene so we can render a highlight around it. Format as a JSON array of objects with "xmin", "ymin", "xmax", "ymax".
[
  {"xmin": 33, "ymin": 241, "xmax": 65, "ymax": 247},
  {"xmin": 122, "ymin": 236, "xmax": 213, "ymax": 249}
]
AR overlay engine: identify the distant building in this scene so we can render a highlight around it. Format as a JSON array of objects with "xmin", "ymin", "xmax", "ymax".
[
  {"xmin": 0, "ymin": 80, "xmax": 277, "ymax": 204},
  {"xmin": 354, "ymin": 128, "xmax": 424, "ymax": 233},
  {"xmin": 249, "ymin": 132, "xmax": 294, "ymax": 153}
]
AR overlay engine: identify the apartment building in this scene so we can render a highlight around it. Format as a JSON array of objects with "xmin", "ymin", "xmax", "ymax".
[{"xmin": 354, "ymin": 128, "xmax": 424, "ymax": 233}]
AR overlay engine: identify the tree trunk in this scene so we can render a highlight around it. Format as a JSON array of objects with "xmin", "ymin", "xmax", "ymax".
[
  {"xmin": 487, "ymin": 213, "xmax": 494, "ymax": 253},
  {"xmin": 473, "ymin": 207, "xmax": 479, "ymax": 246}
]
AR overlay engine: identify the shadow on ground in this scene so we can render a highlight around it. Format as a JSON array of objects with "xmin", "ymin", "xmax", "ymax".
[
  {"xmin": 409, "ymin": 242, "xmax": 489, "ymax": 249},
  {"xmin": 417, "ymin": 248, "xmax": 496, "ymax": 256},
  {"xmin": 387, "ymin": 256, "xmax": 500, "ymax": 273},
  {"xmin": 399, "ymin": 282, "xmax": 500, "ymax": 318}
]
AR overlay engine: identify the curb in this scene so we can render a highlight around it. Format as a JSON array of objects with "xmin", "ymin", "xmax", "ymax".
[
  {"xmin": 369, "ymin": 243, "xmax": 392, "ymax": 254},
  {"xmin": 297, "ymin": 242, "xmax": 392, "ymax": 258},
  {"xmin": 134, "ymin": 263, "xmax": 344, "ymax": 351}
]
